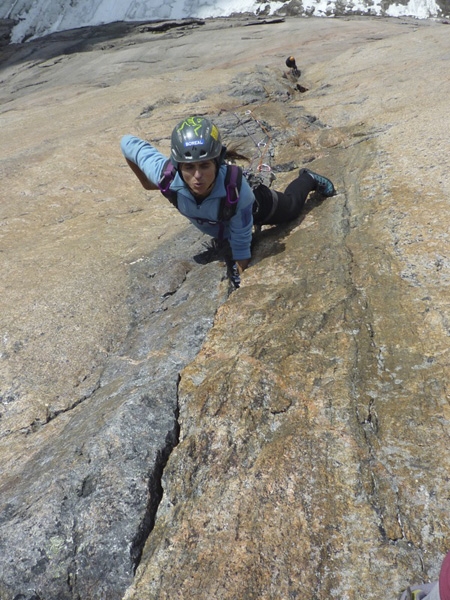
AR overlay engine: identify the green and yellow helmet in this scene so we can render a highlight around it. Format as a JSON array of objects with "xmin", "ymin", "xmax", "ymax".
[{"xmin": 170, "ymin": 116, "xmax": 224, "ymax": 166}]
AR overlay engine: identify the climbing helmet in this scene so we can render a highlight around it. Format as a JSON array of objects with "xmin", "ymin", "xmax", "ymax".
[{"xmin": 170, "ymin": 116, "xmax": 224, "ymax": 166}]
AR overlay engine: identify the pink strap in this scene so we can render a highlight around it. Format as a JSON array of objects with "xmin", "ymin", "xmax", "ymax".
[{"xmin": 439, "ymin": 552, "xmax": 450, "ymax": 600}]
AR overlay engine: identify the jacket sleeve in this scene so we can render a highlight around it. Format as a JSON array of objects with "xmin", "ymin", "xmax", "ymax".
[
  {"xmin": 228, "ymin": 177, "xmax": 255, "ymax": 261},
  {"xmin": 120, "ymin": 135, "xmax": 168, "ymax": 186}
]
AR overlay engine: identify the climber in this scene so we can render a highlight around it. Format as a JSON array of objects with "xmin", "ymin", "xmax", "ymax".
[
  {"xmin": 286, "ymin": 55, "xmax": 301, "ymax": 78},
  {"xmin": 120, "ymin": 115, "xmax": 335, "ymax": 286},
  {"xmin": 400, "ymin": 550, "xmax": 450, "ymax": 600}
]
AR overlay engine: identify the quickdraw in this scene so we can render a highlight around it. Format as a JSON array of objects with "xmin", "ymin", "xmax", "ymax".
[{"xmin": 232, "ymin": 110, "xmax": 276, "ymax": 189}]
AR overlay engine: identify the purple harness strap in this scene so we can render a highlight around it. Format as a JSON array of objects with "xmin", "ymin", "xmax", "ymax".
[{"xmin": 158, "ymin": 160, "xmax": 242, "ymax": 240}]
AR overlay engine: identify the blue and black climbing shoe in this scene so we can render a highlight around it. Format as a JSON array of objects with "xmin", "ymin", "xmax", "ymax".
[{"xmin": 302, "ymin": 168, "xmax": 336, "ymax": 197}]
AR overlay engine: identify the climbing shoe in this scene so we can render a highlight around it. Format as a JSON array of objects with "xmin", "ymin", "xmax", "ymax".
[
  {"xmin": 399, "ymin": 583, "xmax": 438, "ymax": 600},
  {"xmin": 301, "ymin": 168, "xmax": 336, "ymax": 197}
]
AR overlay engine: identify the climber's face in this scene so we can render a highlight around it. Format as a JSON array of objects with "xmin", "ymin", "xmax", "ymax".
[{"xmin": 180, "ymin": 160, "xmax": 217, "ymax": 199}]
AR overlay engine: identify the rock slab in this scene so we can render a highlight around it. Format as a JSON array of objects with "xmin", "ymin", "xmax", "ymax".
[{"xmin": 0, "ymin": 14, "xmax": 449, "ymax": 600}]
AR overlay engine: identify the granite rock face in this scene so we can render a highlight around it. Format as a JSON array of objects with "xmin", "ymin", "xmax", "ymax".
[
  {"xmin": 0, "ymin": 19, "xmax": 16, "ymax": 48},
  {"xmin": 1, "ymin": 15, "xmax": 449, "ymax": 600}
]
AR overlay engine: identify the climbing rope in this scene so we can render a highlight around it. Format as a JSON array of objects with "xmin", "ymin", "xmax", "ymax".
[{"xmin": 232, "ymin": 110, "xmax": 276, "ymax": 189}]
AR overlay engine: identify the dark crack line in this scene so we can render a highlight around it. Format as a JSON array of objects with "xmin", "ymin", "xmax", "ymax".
[
  {"xmin": 339, "ymin": 161, "xmax": 407, "ymax": 544},
  {"xmin": 129, "ymin": 376, "xmax": 181, "ymax": 573},
  {"xmin": 16, "ymin": 379, "xmax": 102, "ymax": 437}
]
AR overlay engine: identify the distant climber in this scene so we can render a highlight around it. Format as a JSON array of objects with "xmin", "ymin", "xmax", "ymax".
[
  {"xmin": 121, "ymin": 115, "xmax": 335, "ymax": 287},
  {"xmin": 286, "ymin": 55, "xmax": 301, "ymax": 78}
]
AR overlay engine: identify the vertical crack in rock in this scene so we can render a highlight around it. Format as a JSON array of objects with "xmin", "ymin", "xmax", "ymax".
[
  {"xmin": 130, "ymin": 384, "xmax": 181, "ymax": 573},
  {"xmin": 0, "ymin": 227, "xmax": 229, "ymax": 599},
  {"xmin": 339, "ymin": 144, "xmax": 395, "ymax": 542},
  {"xmin": 342, "ymin": 141, "xmax": 412, "ymax": 547}
]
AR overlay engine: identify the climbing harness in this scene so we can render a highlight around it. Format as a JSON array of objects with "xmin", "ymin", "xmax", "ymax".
[{"xmin": 158, "ymin": 159, "xmax": 242, "ymax": 239}]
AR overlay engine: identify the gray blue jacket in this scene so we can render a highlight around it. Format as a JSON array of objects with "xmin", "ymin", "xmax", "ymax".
[{"xmin": 121, "ymin": 135, "xmax": 255, "ymax": 260}]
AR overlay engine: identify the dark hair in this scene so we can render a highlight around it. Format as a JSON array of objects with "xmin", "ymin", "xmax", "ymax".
[{"xmin": 223, "ymin": 144, "xmax": 250, "ymax": 164}]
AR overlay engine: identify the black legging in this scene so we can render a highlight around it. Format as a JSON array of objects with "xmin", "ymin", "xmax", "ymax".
[{"xmin": 252, "ymin": 169, "xmax": 316, "ymax": 225}]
